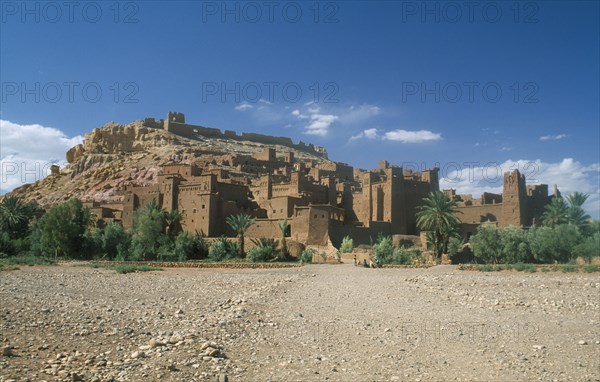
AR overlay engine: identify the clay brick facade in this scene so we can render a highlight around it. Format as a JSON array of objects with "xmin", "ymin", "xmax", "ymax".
[{"xmin": 94, "ymin": 113, "xmax": 556, "ymax": 247}]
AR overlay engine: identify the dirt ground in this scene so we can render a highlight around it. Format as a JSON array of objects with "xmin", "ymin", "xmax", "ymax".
[{"xmin": 0, "ymin": 264, "xmax": 598, "ymax": 381}]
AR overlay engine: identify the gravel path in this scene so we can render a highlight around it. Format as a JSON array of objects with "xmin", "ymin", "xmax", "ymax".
[{"xmin": 1, "ymin": 264, "xmax": 598, "ymax": 381}]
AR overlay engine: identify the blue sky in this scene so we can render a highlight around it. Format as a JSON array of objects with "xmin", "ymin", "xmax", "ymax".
[{"xmin": 1, "ymin": 1, "xmax": 599, "ymax": 216}]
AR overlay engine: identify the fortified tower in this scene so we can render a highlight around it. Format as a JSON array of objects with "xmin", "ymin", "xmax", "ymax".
[{"xmin": 501, "ymin": 170, "xmax": 527, "ymax": 227}]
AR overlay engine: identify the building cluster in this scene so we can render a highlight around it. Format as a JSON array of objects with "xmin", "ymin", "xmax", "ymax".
[{"xmin": 86, "ymin": 112, "xmax": 556, "ymax": 247}]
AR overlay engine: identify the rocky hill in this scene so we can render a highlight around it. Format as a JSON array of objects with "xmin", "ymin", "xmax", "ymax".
[{"xmin": 8, "ymin": 119, "xmax": 333, "ymax": 208}]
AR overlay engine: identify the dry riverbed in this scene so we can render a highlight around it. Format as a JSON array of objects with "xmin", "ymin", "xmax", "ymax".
[{"xmin": 0, "ymin": 264, "xmax": 599, "ymax": 381}]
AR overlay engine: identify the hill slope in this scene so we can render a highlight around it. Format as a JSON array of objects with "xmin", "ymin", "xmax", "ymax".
[{"xmin": 8, "ymin": 120, "xmax": 333, "ymax": 208}]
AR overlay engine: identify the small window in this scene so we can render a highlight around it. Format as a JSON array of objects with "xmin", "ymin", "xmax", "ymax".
[
  {"xmin": 202, "ymin": 204, "xmax": 205, "ymax": 209},
  {"xmin": 322, "ymin": 214, "xmax": 325, "ymax": 218},
  {"xmin": 193, "ymin": 208, "xmax": 197, "ymax": 213}
]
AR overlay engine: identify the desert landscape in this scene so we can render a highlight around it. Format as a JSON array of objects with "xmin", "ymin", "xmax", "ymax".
[{"xmin": 1, "ymin": 263, "xmax": 598, "ymax": 382}]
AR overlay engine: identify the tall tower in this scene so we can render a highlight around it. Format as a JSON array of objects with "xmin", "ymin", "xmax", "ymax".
[{"xmin": 501, "ymin": 170, "xmax": 526, "ymax": 227}]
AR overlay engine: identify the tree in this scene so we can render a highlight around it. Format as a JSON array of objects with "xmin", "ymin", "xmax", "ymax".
[
  {"xmin": 164, "ymin": 209, "xmax": 182, "ymax": 237},
  {"xmin": 278, "ymin": 219, "xmax": 290, "ymax": 260},
  {"xmin": 416, "ymin": 191, "xmax": 461, "ymax": 263},
  {"xmin": 33, "ymin": 198, "xmax": 92, "ymax": 258},
  {"xmin": 566, "ymin": 192, "xmax": 589, "ymax": 208},
  {"xmin": 226, "ymin": 213, "xmax": 255, "ymax": 258},
  {"xmin": 130, "ymin": 201, "xmax": 168, "ymax": 261},
  {"xmin": 0, "ymin": 196, "xmax": 41, "ymax": 239},
  {"xmin": 542, "ymin": 197, "xmax": 568, "ymax": 227},
  {"xmin": 102, "ymin": 223, "xmax": 130, "ymax": 260},
  {"xmin": 565, "ymin": 192, "xmax": 590, "ymax": 230}
]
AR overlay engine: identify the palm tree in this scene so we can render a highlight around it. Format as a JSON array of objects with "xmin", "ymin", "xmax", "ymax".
[
  {"xmin": 542, "ymin": 196, "xmax": 568, "ymax": 227},
  {"xmin": 0, "ymin": 196, "xmax": 28, "ymax": 236},
  {"xmin": 416, "ymin": 191, "xmax": 460, "ymax": 264},
  {"xmin": 164, "ymin": 209, "xmax": 182, "ymax": 236},
  {"xmin": 226, "ymin": 213, "xmax": 255, "ymax": 258},
  {"xmin": 566, "ymin": 192, "xmax": 589, "ymax": 208},
  {"xmin": 565, "ymin": 192, "xmax": 590, "ymax": 230},
  {"xmin": 278, "ymin": 219, "xmax": 290, "ymax": 260}
]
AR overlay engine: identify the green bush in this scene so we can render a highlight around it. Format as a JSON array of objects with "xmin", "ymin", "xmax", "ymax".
[
  {"xmin": 0, "ymin": 255, "xmax": 55, "ymax": 266},
  {"xmin": 247, "ymin": 245, "xmax": 274, "ymax": 262},
  {"xmin": 340, "ymin": 236, "xmax": 354, "ymax": 254},
  {"xmin": 573, "ymin": 232, "xmax": 600, "ymax": 263},
  {"xmin": 191, "ymin": 233, "xmax": 209, "ymax": 260},
  {"xmin": 528, "ymin": 225, "xmax": 581, "ymax": 263},
  {"xmin": 560, "ymin": 264, "xmax": 577, "ymax": 273},
  {"xmin": 373, "ymin": 235, "xmax": 394, "ymax": 264},
  {"xmin": 512, "ymin": 263, "xmax": 536, "ymax": 272},
  {"xmin": 298, "ymin": 249, "xmax": 313, "ymax": 263},
  {"xmin": 173, "ymin": 232, "xmax": 195, "ymax": 262},
  {"xmin": 208, "ymin": 237, "xmax": 239, "ymax": 261},
  {"xmin": 583, "ymin": 264, "xmax": 599, "ymax": 273}
]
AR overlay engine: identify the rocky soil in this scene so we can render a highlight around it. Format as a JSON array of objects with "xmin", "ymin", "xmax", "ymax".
[{"xmin": 0, "ymin": 264, "xmax": 599, "ymax": 381}]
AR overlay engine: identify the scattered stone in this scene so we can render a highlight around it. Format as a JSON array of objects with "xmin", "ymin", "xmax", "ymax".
[
  {"xmin": 149, "ymin": 339, "xmax": 166, "ymax": 348},
  {"xmin": 131, "ymin": 351, "xmax": 145, "ymax": 359},
  {"xmin": 2, "ymin": 346, "xmax": 14, "ymax": 356},
  {"xmin": 578, "ymin": 340, "xmax": 588, "ymax": 345}
]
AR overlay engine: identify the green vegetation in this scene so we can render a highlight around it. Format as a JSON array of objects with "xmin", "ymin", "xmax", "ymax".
[
  {"xmin": 416, "ymin": 191, "xmax": 460, "ymax": 263},
  {"xmin": 372, "ymin": 235, "xmax": 424, "ymax": 265},
  {"xmin": 83, "ymin": 263, "xmax": 162, "ymax": 274},
  {"xmin": 278, "ymin": 219, "xmax": 290, "ymax": 260},
  {"xmin": 226, "ymin": 213, "xmax": 255, "ymax": 258},
  {"xmin": 208, "ymin": 236, "xmax": 239, "ymax": 261},
  {"xmin": 247, "ymin": 238, "xmax": 276, "ymax": 262},
  {"xmin": 466, "ymin": 263, "xmax": 599, "ymax": 273},
  {"xmin": 470, "ymin": 223, "xmax": 599, "ymax": 265},
  {"xmin": 298, "ymin": 248, "xmax": 314, "ymax": 263},
  {"xmin": 340, "ymin": 236, "xmax": 354, "ymax": 254}
]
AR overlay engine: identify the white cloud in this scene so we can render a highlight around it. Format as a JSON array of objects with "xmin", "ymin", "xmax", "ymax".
[
  {"xmin": 304, "ymin": 114, "xmax": 339, "ymax": 136},
  {"xmin": 349, "ymin": 128, "xmax": 443, "ymax": 143},
  {"xmin": 0, "ymin": 120, "xmax": 83, "ymax": 193},
  {"xmin": 440, "ymin": 158, "xmax": 600, "ymax": 219},
  {"xmin": 234, "ymin": 102, "xmax": 253, "ymax": 111},
  {"xmin": 383, "ymin": 129, "xmax": 442, "ymax": 143},
  {"xmin": 340, "ymin": 104, "xmax": 381, "ymax": 124},
  {"xmin": 540, "ymin": 134, "xmax": 568, "ymax": 141},
  {"xmin": 350, "ymin": 128, "xmax": 380, "ymax": 141}
]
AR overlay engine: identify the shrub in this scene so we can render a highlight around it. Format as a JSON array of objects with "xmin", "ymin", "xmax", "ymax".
[
  {"xmin": 471, "ymin": 226, "xmax": 502, "ymax": 264},
  {"xmin": 191, "ymin": 233, "xmax": 209, "ymax": 260},
  {"xmin": 560, "ymin": 264, "xmax": 577, "ymax": 273},
  {"xmin": 573, "ymin": 232, "xmax": 600, "ymax": 263},
  {"xmin": 340, "ymin": 236, "xmax": 354, "ymax": 253},
  {"xmin": 391, "ymin": 247, "xmax": 413, "ymax": 265},
  {"xmin": 372, "ymin": 235, "xmax": 394, "ymax": 264},
  {"xmin": 173, "ymin": 232, "xmax": 195, "ymax": 262},
  {"xmin": 298, "ymin": 249, "xmax": 313, "ymax": 263},
  {"xmin": 247, "ymin": 238, "xmax": 276, "ymax": 262},
  {"xmin": 512, "ymin": 263, "xmax": 536, "ymax": 272},
  {"xmin": 583, "ymin": 264, "xmax": 599, "ymax": 273},
  {"xmin": 528, "ymin": 225, "xmax": 581, "ymax": 263},
  {"xmin": 208, "ymin": 237, "xmax": 239, "ymax": 261}
]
